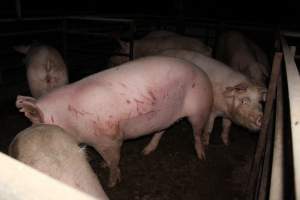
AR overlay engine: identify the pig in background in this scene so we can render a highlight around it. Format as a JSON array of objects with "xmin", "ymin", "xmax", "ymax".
[
  {"xmin": 109, "ymin": 30, "xmax": 212, "ymax": 66},
  {"xmin": 16, "ymin": 56, "xmax": 213, "ymax": 187},
  {"xmin": 9, "ymin": 124, "xmax": 109, "ymax": 200},
  {"xmin": 155, "ymin": 49, "xmax": 266, "ymax": 146},
  {"xmin": 215, "ymin": 31, "xmax": 270, "ymax": 87},
  {"xmin": 14, "ymin": 43, "xmax": 69, "ymax": 98}
]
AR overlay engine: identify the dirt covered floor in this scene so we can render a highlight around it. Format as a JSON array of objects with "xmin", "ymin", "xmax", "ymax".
[{"xmin": 0, "ymin": 96, "xmax": 257, "ymax": 200}]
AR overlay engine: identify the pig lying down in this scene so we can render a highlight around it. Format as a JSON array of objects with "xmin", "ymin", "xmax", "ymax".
[
  {"xmin": 9, "ymin": 124, "xmax": 109, "ymax": 200},
  {"xmin": 15, "ymin": 44, "xmax": 68, "ymax": 98},
  {"xmin": 16, "ymin": 56, "xmax": 213, "ymax": 187},
  {"xmin": 110, "ymin": 30, "xmax": 212, "ymax": 66},
  {"xmin": 153, "ymin": 49, "xmax": 266, "ymax": 147},
  {"xmin": 215, "ymin": 31, "xmax": 270, "ymax": 86}
]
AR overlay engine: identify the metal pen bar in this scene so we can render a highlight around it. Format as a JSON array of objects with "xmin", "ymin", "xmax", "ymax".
[
  {"xmin": 0, "ymin": 29, "xmax": 61, "ymax": 36},
  {"xmin": 282, "ymin": 31, "xmax": 300, "ymax": 38},
  {"xmin": 66, "ymin": 16, "xmax": 134, "ymax": 23}
]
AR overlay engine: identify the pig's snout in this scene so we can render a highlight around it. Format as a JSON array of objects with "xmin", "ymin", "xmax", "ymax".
[{"xmin": 248, "ymin": 113, "xmax": 263, "ymax": 130}]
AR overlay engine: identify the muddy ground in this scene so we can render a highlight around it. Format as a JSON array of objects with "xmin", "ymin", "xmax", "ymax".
[{"xmin": 0, "ymin": 94, "xmax": 257, "ymax": 200}]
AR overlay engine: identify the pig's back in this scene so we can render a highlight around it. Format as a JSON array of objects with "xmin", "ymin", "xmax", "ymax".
[
  {"xmin": 158, "ymin": 49, "xmax": 248, "ymax": 85},
  {"xmin": 136, "ymin": 36, "xmax": 212, "ymax": 57},
  {"xmin": 9, "ymin": 124, "xmax": 81, "ymax": 168}
]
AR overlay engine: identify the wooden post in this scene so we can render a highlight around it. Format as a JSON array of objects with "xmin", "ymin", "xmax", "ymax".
[
  {"xmin": 281, "ymin": 36, "xmax": 300, "ymax": 199},
  {"xmin": 245, "ymin": 52, "xmax": 283, "ymax": 200},
  {"xmin": 269, "ymin": 76, "xmax": 284, "ymax": 200},
  {"xmin": 258, "ymin": 105, "xmax": 274, "ymax": 200}
]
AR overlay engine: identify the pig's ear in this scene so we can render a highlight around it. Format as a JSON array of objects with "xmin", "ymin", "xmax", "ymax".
[
  {"xmin": 258, "ymin": 87, "xmax": 268, "ymax": 102},
  {"xmin": 16, "ymin": 95, "xmax": 44, "ymax": 124},
  {"xmin": 223, "ymin": 83, "xmax": 248, "ymax": 97},
  {"xmin": 13, "ymin": 45, "xmax": 30, "ymax": 54}
]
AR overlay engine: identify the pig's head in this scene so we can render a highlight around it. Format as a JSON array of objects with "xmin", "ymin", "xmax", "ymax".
[
  {"xmin": 16, "ymin": 95, "xmax": 44, "ymax": 124},
  {"xmin": 223, "ymin": 83, "xmax": 267, "ymax": 131}
]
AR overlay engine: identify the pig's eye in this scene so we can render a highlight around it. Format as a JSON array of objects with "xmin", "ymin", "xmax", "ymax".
[{"xmin": 241, "ymin": 97, "xmax": 250, "ymax": 105}]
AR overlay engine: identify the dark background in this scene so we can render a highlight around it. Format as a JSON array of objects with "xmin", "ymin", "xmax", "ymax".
[{"xmin": 0, "ymin": 0, "xmax": 298, "ymax": 27}]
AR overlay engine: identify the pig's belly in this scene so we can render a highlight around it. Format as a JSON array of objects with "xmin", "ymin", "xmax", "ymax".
[{"xmin": 121, "ymin": 107, "xmax": 182, "ymax": 140}]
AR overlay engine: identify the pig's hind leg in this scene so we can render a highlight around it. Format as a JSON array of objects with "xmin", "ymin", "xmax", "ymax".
[
  {"xmin": 93, "ymin": 137, "xmax": 122, "ymax": 187},
  {"xmin": 188, "ymin": 113, "xmax": 207, "ymax": 160}
]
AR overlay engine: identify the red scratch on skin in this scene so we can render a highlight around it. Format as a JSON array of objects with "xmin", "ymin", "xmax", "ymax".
[
  {"xmin": 50, "ymin": 115, "xmax": 54, "ymax": 123},
  {"xmin": 106, "ymin": 119, "xmax": 116, "ymax": 130},
  {"xmin": 134, "ymin": 99, "xmax": 144, "ymax": 104},
  {"xmin": 140, "ymin": 110, "xmax": 159, "ymax": 120},
  {"xmin": 134, "ymin": 98, "xmax": 145, "ymax": 114},
  {"xmin": 68, "ymin": 105, "xmax": 92, "ymax": 118},
  {"xmin": 148, "ymin": 90, "xmax": 156, "ymax": 101},
  {"xmin": 119, "ymin": 82, "xmax": 127, "ymax": 88},
  {"xmin": 92, "ymin": 120, "xmax": 106, "ymax": 137}
]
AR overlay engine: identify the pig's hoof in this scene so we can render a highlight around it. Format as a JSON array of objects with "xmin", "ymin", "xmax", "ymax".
[
  {"xmin": 195, "ymin": 145, "xmax": 206, "ymax": 160},
  {"xmin": 202, "ymin": 136, "xmax": 210, "ymax": 146},
  {"xmin": 197, "ymin": 151, "xmax": 206, "ymax": 160},
  {"xmin": 108, "ymin": 175, "xmax": 121, "ymax": 188},
  {"xmin": 108, "ymin": 169, "xmax": 121, "ymax": 187},
  {"xmin": 221, "ymin": 137, "xmax": 230, "ymax": 146},
  {"xmin": 142, "ymin": 146, "xmax": 155, "ymax": 155}
]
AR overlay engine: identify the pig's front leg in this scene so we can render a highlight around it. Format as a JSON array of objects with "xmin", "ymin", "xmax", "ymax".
[
  {"xmin": 221, "ymin": 118, "xmax": 232, "ymax": 145},
  {"xmin": 188, "ymin": 114, "xmax": 206, "ymax": 160},
  {"xmin": 203, "ymin": 112, "xmax": 217, "ymax": 145},
  {"xmin": 94, "ymin": 137, "xmax": 122, "ymax": 187},
  {"xmin": 142, "ymin": 131, "xmax": 165, "ymax": 155}
]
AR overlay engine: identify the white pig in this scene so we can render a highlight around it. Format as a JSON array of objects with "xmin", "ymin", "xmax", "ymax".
[
  {"xmin": 16, "ymin": 56, "xmax": 213, "ymax": 187},
  {"xmin": 9, "ymin": 124, "xmax": 109, "ymax": 200},
  {"xmin": 149, "ymin": 49, "xmax": 266, "ymax": 149},
  {"xmin": 15, "ymin": 44, "xmax": 68, "ymax": 98},
  {"xmin": 215, "ymin": 31, "xmax": 270, "ymax": 86},
  {"xmin": 110, "ymin": 30, "xmax": 212, "ymax": 66}
]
